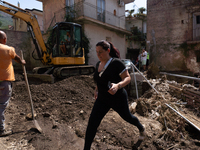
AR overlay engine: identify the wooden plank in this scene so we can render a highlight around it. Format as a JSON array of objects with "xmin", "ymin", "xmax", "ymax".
[
  {"xmin": 182, "ymin": 93, "xmax": 194, "ymax": 99},
  {"xmin": 183, "ymin": 90, "xmax": 200, "ymax": 99},
  {"xmin": 168, "ymin": 84, "xmax": 182, "ymax": 91},
  {"xmin": 168, "ymin": 83, "xmax": 182, "ymax": 88},
  {"xmin": 185, "ymin": 88, "xmax": 200, "ymax": 96},
  {"xmin": 182, "ymin": 94, "xmax": 199, "ymax": 102}
]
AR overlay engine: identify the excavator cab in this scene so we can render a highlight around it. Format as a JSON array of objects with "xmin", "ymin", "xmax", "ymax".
[{"xmin": 47, "ymin": 22, "xmax": 85, "ymax": 65}]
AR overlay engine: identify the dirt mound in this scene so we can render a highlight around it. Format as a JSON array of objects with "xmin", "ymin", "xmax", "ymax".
[{"xmin": 1, "ymin": 72, "xmax": 200, "ymax": 149}]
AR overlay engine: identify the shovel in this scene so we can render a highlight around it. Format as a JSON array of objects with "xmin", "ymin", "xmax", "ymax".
[{"xmin": 20, "ymin": 50, "xmax": 42, "ymax": 133}]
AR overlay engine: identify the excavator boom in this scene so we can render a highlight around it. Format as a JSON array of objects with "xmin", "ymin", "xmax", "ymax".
[{"xmin": 0, "ymin": 1, "xmax": 95, "ymax": 83}]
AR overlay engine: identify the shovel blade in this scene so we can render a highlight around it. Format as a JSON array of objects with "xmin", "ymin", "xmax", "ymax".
[{"xmin": 33, "ymin": 120, "xmax": 42, "ymax": 133}]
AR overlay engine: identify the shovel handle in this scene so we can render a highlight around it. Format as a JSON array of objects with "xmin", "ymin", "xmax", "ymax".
[{"xmin": 20, "ymin": 50, "xmax": 35, "ymax": 120}]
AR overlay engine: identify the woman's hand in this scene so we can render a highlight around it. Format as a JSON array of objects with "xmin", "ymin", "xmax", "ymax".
[
  {"xmin": 94, "ymin": 87, "xmax": 98, "ymax": 100},
  {"xmin": 108, "ymin": 83, "xmax": 119, "ymax": 95},
  {"xmin": 108, "ymin": 70, "xmax": 131, "ymax": 95}
]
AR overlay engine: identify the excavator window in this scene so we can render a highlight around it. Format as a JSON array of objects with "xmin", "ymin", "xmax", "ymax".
[
  {"xmin": 74, "ymin": 25, "xmax": 83, "ymax": 57},
  {"xmin": 47, "ymin": 28, "xmax": 58, "ymax": 57},
  {"xmin": 58, "ymin": 24, "xmax": 83, "ymax": 57},
  {"xmin": 59, "ymin": 29, "xmax": 71, "ymax": 56}
]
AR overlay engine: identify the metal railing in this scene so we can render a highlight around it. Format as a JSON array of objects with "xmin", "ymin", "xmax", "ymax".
[
  {"xmin": 48, "ymin": 1, "xmax": 126, "ymax": 31},
  {"xmin": 160, "ymin": 72, "xmax": 200, "ymax": 82},
  {"xmin": 73, "ymin": 2, "xmax": 126, "ymax": 29},
  {"xmin": 130, "ymin": 62, "xmax": 161, "ymax": 99}
]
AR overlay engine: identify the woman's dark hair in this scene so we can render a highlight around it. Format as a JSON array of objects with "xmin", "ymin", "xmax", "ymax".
[{"xmin": 96, "ymin": 40, "xmax": 120, "ymax": 58}]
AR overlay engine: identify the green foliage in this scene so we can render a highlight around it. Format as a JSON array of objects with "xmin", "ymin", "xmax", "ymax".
[
  {"xmin": 128, "ymin": 26, "xmax": 146, "ymax": 42},
  {"xmin": 133, "ymin": 12, "xmax": 147, "ymax": 20},
  {"xmin": 0, "ymin": 21, "xmax": 2, "ymax": 27},
  {"xmin": 127, "ymin": 9, "xmax": 135, "ymax": 18},
  {"xmin": 138, "ymin": 7, "xmax": 146, "ymax": 14},
  {"xmin": 0, "ymin": 12, "xmax": 13, "ymax": 29},
  {"xmin": 64, "ymin": 6, "xmax": 77, "ymax": 22}
]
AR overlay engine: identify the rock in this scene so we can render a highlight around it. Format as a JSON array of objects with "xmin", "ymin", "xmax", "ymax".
[
  {"xmin": 66, "ymin": 101, "xmax": 73, "ymax": 105},
  {"xmin": 43, "ymin": 112, "xmax": 51, "ymax": 117},
  {"xmin": 20, "ymin": 112, "xmax": 25, "ymax": 115},
  {"xmin": 129, "ymin": 102, "xmax": 137, "ymax": 114},
  {"xmin": 79, "ymin": 110, "xmax": 84, "ymax": 114},
  {"xmin": 26, "ymin": 113, "xmax": 37, "ymax": 120}
]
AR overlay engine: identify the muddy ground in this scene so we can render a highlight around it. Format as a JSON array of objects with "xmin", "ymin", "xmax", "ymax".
[{"xmin": 0, "ymin": 71, "xmax": 200, "ymax": 150}]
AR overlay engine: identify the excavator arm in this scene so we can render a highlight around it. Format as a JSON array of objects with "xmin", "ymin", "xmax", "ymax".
[
  {"xmin": 0, "ymin": 1, "xmax": 95, "ymax": 82},
  {"xmin": 0, "ymin": 1, "xmax": 50, "ymax": 64}
]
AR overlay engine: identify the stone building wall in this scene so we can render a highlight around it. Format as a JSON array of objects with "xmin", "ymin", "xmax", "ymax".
[{"xmin": 147, "ymin": 0, "xmax": 200, "ymax": 73}]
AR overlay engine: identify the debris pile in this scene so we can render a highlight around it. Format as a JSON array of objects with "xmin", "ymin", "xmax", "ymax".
[{"xmin": 132, "ymin": 76, "xmax": 200, "ymax": 148}]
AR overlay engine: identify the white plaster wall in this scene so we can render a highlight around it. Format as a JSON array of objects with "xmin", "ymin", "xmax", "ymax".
[
  {"xmin": 85, "ymin": 0, "xmax": 125, "ymax": 16},
  {"xmin": 106, "ymin": 0, "xmax": 125, "ymax": 16},
  {"xmin": 84, "ymin": 24, "xmax": 126, "ymax": 66},
  {"xmin": 84, "ymin": 0, "xmax": 126, "ymax": 29},
  {"xmin": 84, "ymin": 0, "xmax": 96, "ymax": 5},
  {"xmin": 106, "ymin": 0, "xmax": 125, "ymax": 29}
]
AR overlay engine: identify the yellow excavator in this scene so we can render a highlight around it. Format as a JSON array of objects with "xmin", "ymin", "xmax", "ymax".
[{"xmin": 0, "ymin": 1, "xmax": 95, "ymax": 81}]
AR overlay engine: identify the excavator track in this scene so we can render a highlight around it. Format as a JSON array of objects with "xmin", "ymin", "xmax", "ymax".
[
  {"xmin": 53, "ymin": 65, "xmax": 95, "ymax": 78},
  {"xmin": 27, "ymin": 65, "xmax": 95, "ymax": 83}
]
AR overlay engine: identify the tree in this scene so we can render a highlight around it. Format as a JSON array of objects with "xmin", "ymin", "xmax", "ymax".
[
  {"xmin": 126, "ymin": 9, "xmax": 135, "ymax": 18},
  {"xmin": 138, "ymin": 7, "xmax": 146, "ymax": 14}
]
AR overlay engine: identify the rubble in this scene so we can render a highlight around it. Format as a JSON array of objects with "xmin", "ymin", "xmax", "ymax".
[{"xmin": 129, "ymin": 72, "xmax": 200, "ymax": 145}]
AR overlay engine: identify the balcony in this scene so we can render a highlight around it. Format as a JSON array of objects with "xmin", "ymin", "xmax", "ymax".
[
  {"xmin": 123, "ymin": 0, "xmax": 135, "ymax": 4},
  {"xmin": 69, "ymin": 1, "xmax": 130, "ymax": 34}
]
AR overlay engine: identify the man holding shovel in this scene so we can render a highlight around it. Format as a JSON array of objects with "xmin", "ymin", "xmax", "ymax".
[{"xmin": 0, "ymin": 30, "xmax": 26, "ymax": 136}]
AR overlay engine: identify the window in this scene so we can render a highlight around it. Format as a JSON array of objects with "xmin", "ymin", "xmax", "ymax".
[
  {"xmin": 195, "ymin": 50, "xmax": 200, "ymax": 62},
  {"xmin": 114, "ymin": 9, "xmax": 116, "ymax": 16},
  {"xmin": 193, "ymin": 13, "xmax": 200, "ymax": 40},
  {"xmin": 97, "ymin": 0, "xmax": 105, "ymax": 22},
  {"xmin": 66, "ymin": 0, "xmax": 75, "ymax": 18},
  {"xmin": 197, "ymin": 16, "xmax": 200, "ymax": 24},
  {"xmin": 48, "ymin": 29, "xmax": 58, "ymax": 57},
  {"xmin": 74, "ymin": 25, "xmax": 83, "ymax": 56},
  {"xmin": 66, "ymin": 0, "xmax": 74, "ymax": 6}
]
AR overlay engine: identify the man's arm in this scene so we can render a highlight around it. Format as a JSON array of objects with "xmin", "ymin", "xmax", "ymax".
[
  {"xmin": 142, "ymin": 52, "xmax": 146, "ymax": 57},
  {"xmin": 13, "ymin": 55, "xmax": 26, "ymax": 65}
]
